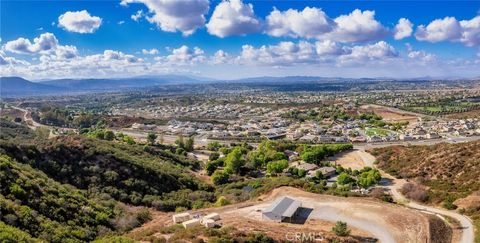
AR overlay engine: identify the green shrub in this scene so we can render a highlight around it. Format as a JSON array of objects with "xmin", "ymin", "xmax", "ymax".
[{"xmin": 332, "ymin": 221, "xmax": 350, "ymax": 237}]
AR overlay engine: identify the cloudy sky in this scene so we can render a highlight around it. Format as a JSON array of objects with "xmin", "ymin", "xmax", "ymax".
[{"xmin": 1, "ymin": 0, "xmax": 480, "ymax": 80}]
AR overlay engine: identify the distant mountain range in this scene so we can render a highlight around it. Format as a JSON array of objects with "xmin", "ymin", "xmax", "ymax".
[
  {"xmin": 0, "ymin": 75, "xmax": 210, "ymax": 97},
  {"xmin": 1, "ymin": 75, "xmax": 478, "ymax": 97},
  {"xmin": 0, "ymin": 77, "xmax": 66, "ymax": 96}
]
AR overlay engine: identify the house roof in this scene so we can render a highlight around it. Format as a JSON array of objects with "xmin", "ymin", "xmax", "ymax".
[
  {"xmin": 319, "ymin": 167, "xmax": 336, "ymax": 174},
  {"xmin": 295, "ymin": 163, "xmax": 319, "ymax": 171},
  {"xmin": 263, "ymin": 196, "xmax": 301, "ymax": 218}
]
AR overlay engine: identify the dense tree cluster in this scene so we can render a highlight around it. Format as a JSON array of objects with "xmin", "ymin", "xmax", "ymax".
[
  {"xmin": 0, "ymin": 154, "xmax": 148, "ymax": 242},
  {"xmin": 301, "ymin": 143, "xmax": 353, "ymax": 164},
  {"xmin": 0, "ymin": 119, "xmax": 217, "ymax": 241}
]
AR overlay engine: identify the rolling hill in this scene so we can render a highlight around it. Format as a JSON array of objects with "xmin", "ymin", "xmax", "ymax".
[
  {"xmin": 0, "ymin": 120, "xmax": 214, "ymax": 241},
  {"xmin": 0, "ymin": 77, "xmax": 65, "ymax": 96},
  {"xmin": 370, "ymin": 141, "xmax": 480, "ymax": 241},
  {"xmin": 0, "ymin": 75, "xmax": 209, "ymax": 97}
]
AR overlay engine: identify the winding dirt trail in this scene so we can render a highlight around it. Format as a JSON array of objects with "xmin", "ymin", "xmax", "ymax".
[{"xmin": 357, "ymin": 149, "xmax": 475, "ymax": 243}]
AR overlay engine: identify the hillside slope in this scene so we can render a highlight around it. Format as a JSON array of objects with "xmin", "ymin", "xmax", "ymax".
[
  {"xmin": 370, "ymin": 141, "xmax": 480, "ymax": 242},
  {"xmin": 0, "ymin": 154, "xmax": 122, "ymax": 242},
  {"xmin": 0, "ymin": 120, "xmax": 215, "ymax": 242},
  {"xmin": 371, "ymin": 141, "xmax": 480, "ymax": 198},
  {"xmin": 0, "ymin": 134, "xmax": 209, "ymax": 205}
]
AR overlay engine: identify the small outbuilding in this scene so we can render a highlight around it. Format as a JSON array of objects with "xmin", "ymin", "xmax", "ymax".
[
  {"xmin": 182, "ymin": 218, "xmax": 201, "ymax": 229},
  {"xmin": 204, "ymin": 213, "xmax": 221, "ymax": 221},
  {"xmin": 172, "ymin": 212, "xmax": 192, "ymax": 224},
  {"xmin": 262, "ymin": 196, "xmax": 301, "ymax": 222},
  {"xmin": 308, "ymin": 166, "xmax": 336, "ymax": 178},
  {"xmin": 202, "ymin": 218, "xmax": 216, "ymax": 228}
]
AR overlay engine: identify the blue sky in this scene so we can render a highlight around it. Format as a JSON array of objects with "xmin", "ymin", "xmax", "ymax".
[{"xmin": 1, "ymin": 0, "xmax": 480, "ymax": 79}]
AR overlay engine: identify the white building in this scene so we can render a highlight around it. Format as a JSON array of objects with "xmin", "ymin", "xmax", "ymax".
[
  {"xmin": 172, "ymin": 212, "xmax": 191, "ymax": 224},
  {"xmin": 182, "ymin": 218, "xmax": 201, "ymax": 229},
  {"xmin": 262, "ymin": 196, "xmax": 302, "ymax": 223}
]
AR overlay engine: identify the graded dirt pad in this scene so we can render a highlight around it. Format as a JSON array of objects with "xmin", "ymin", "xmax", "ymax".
[
  {"xmin": 254, "ymin": 187, "xmax": 430, "ymax": 242},
  {"xmin": 360, "ymin": 104, "xmax": 419, "ymax": 124},
  {"xmin": 132, "ymin": 187, "xmax": 433, "ymax": 243},
  {"xmin": 327, "ymin": 150, "xmax": 368, "ymax": 169}
]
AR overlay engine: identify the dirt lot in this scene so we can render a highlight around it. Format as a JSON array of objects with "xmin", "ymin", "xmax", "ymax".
[
  {"xmin": 131, "ymin": 187, "xmax": 433, "ymax": 243},
  {"xmin": 327, "ymin": 150, "xmax": 371, "ymax": 169},
  {"xmin": 360, "ymin": 104, "xmax": 419, "ymax": 124}
]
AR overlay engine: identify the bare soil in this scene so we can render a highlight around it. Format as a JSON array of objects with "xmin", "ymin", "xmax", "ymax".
[
  {"xmin": 360, "ymin": 104, "xmax": 419, "ymax": 124},
  {"xmin": 131, "ymin": 187, "xmax": 434, "ymax": 243},
  {"xmin": 327, "ymin": 150, "xmax": 368, "ymax": 169}
]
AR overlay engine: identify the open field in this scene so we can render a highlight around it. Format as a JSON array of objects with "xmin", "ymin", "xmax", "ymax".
[
  {"xmin": 360, "ymin": 104, "xmax": 420, "ymax": 124},
  {"xmin": 131, "ymin": 187, "xmax": 434, "ymax": 243},
  {"xmin": 407, "ymin": 102, "xmax": 480, "ymax": 115},
  {"xmin": 366, "ymin": 127, "xmax": 392, "ymax": 137}
]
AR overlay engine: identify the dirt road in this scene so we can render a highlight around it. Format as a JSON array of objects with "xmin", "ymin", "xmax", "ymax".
[
  {"xmin": 355, "ymin": 150, "xmax": 476, "ymax": 243},
  {"xmin": 11, "ymin": 106, "xmax": 44, "ymax": 130},
  {"xmin": 378, "ymin": 173, "xmax": 475, "ymax": 243}
]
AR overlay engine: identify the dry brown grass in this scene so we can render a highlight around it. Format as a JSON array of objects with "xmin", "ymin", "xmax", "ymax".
[{"xmin": 359, "ymin": 104, "xmax": 419, "ymax": 123}]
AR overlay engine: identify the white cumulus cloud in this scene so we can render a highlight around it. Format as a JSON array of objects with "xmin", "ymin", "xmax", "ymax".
[
  {"xmin": 212, "ymin": 50, "xmax": 230, "ymax": 64},
  {"xmin": 415, "ymin": 17, "xmax": 462, "ymax": 43},
  {"xmin": 338, "ymin": 41, "xmax": 398, "ymax": 64},
  {"xmin": 159, "ymin": 45, "xmax": 206, "ymax": 64},
  {"xmin": 394, "ymin": 18, "xmax": 413, "ymax": 40},
  {"xmin": 4, "ymin": 33, "xmax": 58, "ymax": 54},
  {"xmin": 3, "ymin": 33, "xmax": 78, "ymax": 61},
  {"xmin": 266, "ymin": 7, "xmax": 334, "ymax": 38},
  {"xmin": 0, "ymin": 51, "xmax": 30, "ymax": 66},
  {"xmin": 58, "ymin": 10, "xmax": 102, "ymax": 33},
  {"xmin": 236, "ymin": 41, "xmax": 320, "ymax": 66},
  {"xmin": 142, "ymin": 48, "xmax": 159, "ymax": 55},
  {"xmin": 415, "ymin": 16, "xmax": 480, "ymax": 46},
  {"xmin": 460, "ymin": 16, "xmax": 480, "ymax": 46},
  {"xmin": 121, "ymin": 0, "xmax": 210, "ymax": 36},
  {"xmin": 315, "ymin": 40, "xmax": 349, "ymax": 56},
  {"xmin": 408, "ymin": 50, "xmax": 437, "ymax": 63},
  {"xmin": 326, "ymin": 9, "xmax": 389, "ymax": 42},
  {"xmin": 264, "ymin": 8, "xmax": 388, "ymax": 42},
  {"xmin": 206, "ymin": 0, "xmax": 262, "ymax": 38}
]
